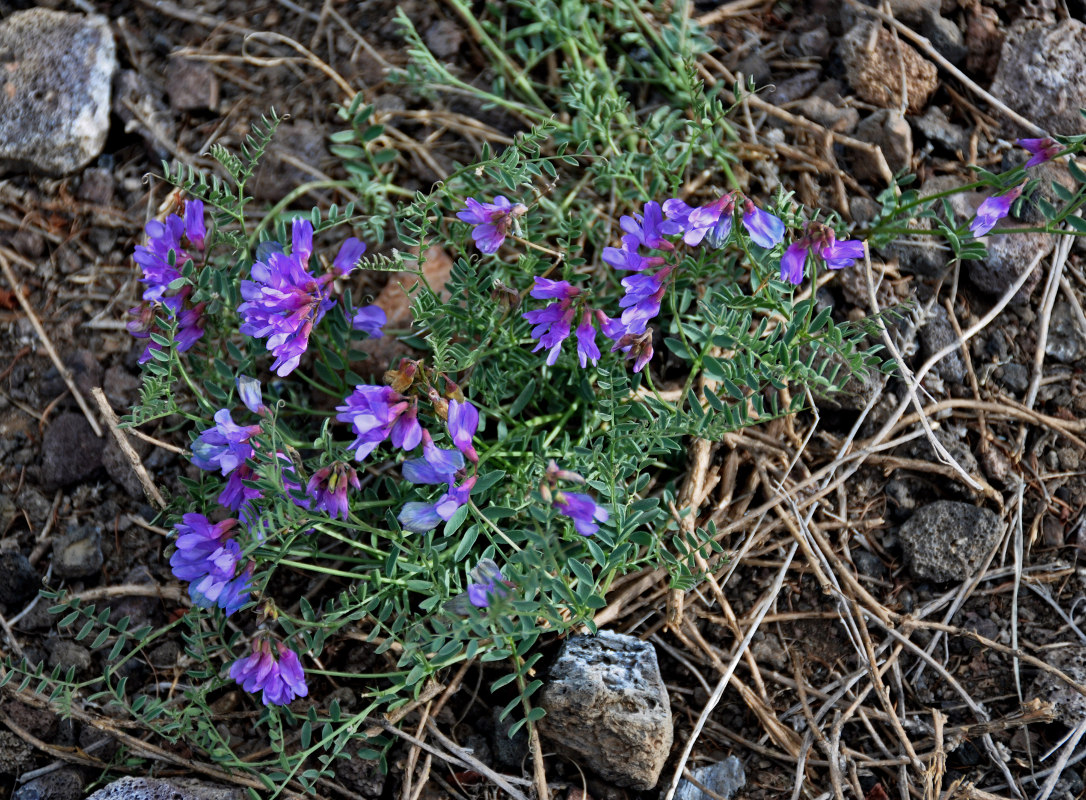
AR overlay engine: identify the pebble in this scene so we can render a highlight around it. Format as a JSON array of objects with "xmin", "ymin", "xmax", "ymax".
[
  {"xmin": 13, "ymin": 767, "xmax": 84, "ymax": 800},
  {"xmin": 839, "ymin": 22, "xmax": 938, "ymax": 114},
  {"xmin": 990, "ymin": 19, "xmax": 1086, "ymax": 135},
  {"xmin": 166, "ymin": 56, "xmax": 220, "ymax": 112},
  {"xmin": 77, "ymin": 167, "xmax": 115, "ymax": 207},
  {"xmin": 47, "ymin": 638, "xmax": 93, "ymax": 675},
  {"xmin": 489, "ymin": 707, "xmax": 529, "ymax": 769},
  {"xmin": 897, "ymin": 501, "xmax": 1003, "ymax": 581},
  {"xmin": 675, "ymin": 756, "xmax": 746, "ymax": 800},
  {"xmin": 85, "ymin": 777, "xmax": 245, "ymax": 800},
  {"xmin": 914, "ymin": 107, "xmax": 968, "ymax": 153},
  {"xmin": 0, "ymin": 549, "xmax": 39, "ymax": 609},
  {"xmin": 103, "ymin": 433, "xmax": 151, "ymax": 500},
  {"xmin": 0, "ymin": 730, "xmax": 34, "ymax": 775},
  {"xmin": 921, "ymin": 12, "xmax": 967, "ymax": 65},
  {"xmin": 1044, "ymin": 301, "xmax": 1086, "ymax": 364},
  {"xmin": 968, "ymin": 230, "xmax": 1055, "ymax": 302},
  {"xmin": 52, "ymin": 525, "xmax": 104, "ymax": 580},
  {"xmin": 39, "ymin": 349, "xmax": 102, "ymax": 403},
  {"xmin": 769, "ymin": 69, "xmax": 820, "ymax": 105},
  {"xmin": 538, "ymin": 630, "xmax": 673, "ymax": 790},
  {"xmin": 425, "ymin": 19, "xmax": 463, "ymax": 58},
  {"xmin": 1029, "ymin": 646, "xmax": 1086, "ymax": 725},
  {"xmin": 792, "ymin": 96, "xmax": 859, "ymax": 133},
  {"xmin": 40, "ymin": 412, "xmax": 104, "ymax": 489},
  {"xmin": 0, "ymin": 10, "xmax": 115, "ymax": 175},
  {"xmin": 853, "ymin": 109, "xmax": 912, "ymax": 182},
  {"xmin": 919, "ymin": 305, "xmax": 966, "ymax": 383}
]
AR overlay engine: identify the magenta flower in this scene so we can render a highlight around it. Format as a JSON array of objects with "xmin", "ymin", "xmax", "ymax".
[
  {"xmin": 780, "ymin": 223, "xmax": 865, "ymax": 285},
  {"xmin": 522, "ymin": 278, "xmax": 579, "ymax": 365},
  {"xmin": 352, "ymin": 305, "xmax": 386, "ymax": 338},
  {"xmin": 1019, "ymin": 138, "xmax": 1059, "ymax": 168},
  {"xmin": 970, "ymin": 185, "xmax": 1024, "ymax": 237},
  {"xmin": 134, "ymin": 199, "xmax": 206, "ymax": 313},
  {"xmin": 306, "ymin": 462, "xmax": 360, "ymax": 520},
  {"xmin": 230, "ymin": 639, "xmax": 308, "ymax": 707},
  {"xmin": 554, "ymin": 491, "xmax": 609, "ymax": 536},
  {"xmin": 602, "ymin": 234, "xmax": 666, "ymax": 272},
  {"xmin": 398, "ymin": 433, "xmax": 475, "ymax": 533},
  {"xmin": 618, "ymin": 201, "xmax": 679, "ymax": 250},
  {"xmin": 456, "ymin": 196, "xmax": 528, "ymax": 254},
  {"xmin": 218, "ymin": 464, "xmax": 262, "ymax": 518},
  {"xmin": 447, "ymin": 399, "xmax": 480, "ymax": 463},
  {"xmin": 663, "ymin": 195, "xmax": 734, "ymax": 246},
  {"xmin": 599, "ymin": 312, "xmax": 654, "ymax": 373},
  {"xmin": 575, "ymin": 311, "xmax": 602, "ymax": 368},
  {"xmin": 337, "ymin": 385, "xmax": 422, "ymax": 461},
  {"xmin": 238, "ymin": 219, "xmax": 365, "ymax": 376}
]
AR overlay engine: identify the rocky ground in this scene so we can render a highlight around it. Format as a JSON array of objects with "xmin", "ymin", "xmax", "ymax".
[{"xmin": 3, "ymin": 1, "xmax": 1086, "ymax": 799}]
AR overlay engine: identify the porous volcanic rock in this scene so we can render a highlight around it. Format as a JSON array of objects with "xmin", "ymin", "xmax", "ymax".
[{"xmin": 898, "ymin": 501, "xmax": 1002, "ymax": 582}]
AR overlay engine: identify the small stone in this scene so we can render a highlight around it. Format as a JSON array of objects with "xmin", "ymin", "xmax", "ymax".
[
  {"xmin": 52, "ymin": 525, "xmax": 103, "ymax": 579},
  {"xmin": 1029, "ymin": 646, "xmax": 1086, "ymax": 725},
  {"xmin": 538, "ymin": 630, "xmax": 672, "ymax": 790},
  {"xmin": 914, "ymin": 106, "xmax": 968, "ymax": 152},
  {"xmin": 1044, "ymin": 301, "xmax": 1086, "ymax": 364},
  {"xmin": 921, "ymin": 12, "xmax": 967, "ymax": 65},
  {"xmin": 886, "ymin": 0, "xmax": 939, "ymax": 24},
  {"xmin": 13, "ymin": 767, "xmax": 84, "ymax": 800},
  {"xmin": 989, "ymin": 20, "xmax": 1086, "ymax": 135},
  {"xmin": 166, "ymin": 56, "xmax": 220, "ymax": 112},
  {"xmin": 997, "ymin": 363, "xmax": 1030, "ymax": 393},
  {"xmin": 84, "ymin": 777, "xmax": 246, "ymax": 800},
  {"xmin": 47, "ymin": 638, "xmax": 93, "ymax": 674},
  {"xmin": 0, "ymin": 550, "xmax": 39, "ymax": 609},
  {"xmin": 769, "ymin": 70, "xmax": 820, "ymax": 105},
  {"xmin": 0, "ymin": 10, "xmax": 116, "ymax": 175},
  {"xmin": 0, "ymin": 730, "xmax": 34, "ymax": 775},
  {"xmin": 793, "ymin": 96, "xmax": 859, "ymax": 133},
  {"xmin": 490, "ymin": 707, "xmax": 529, "ymax": 769},
  {"xmin": 78, "ymin": 167, "xmax": 115, "ymax": 206},
  {"xmin": 102, "ymin": 365, "xmax": 141, "ymax": 410},
  {"xmin": 675, "ymin": 756, "xmax": 746, "ymax": 800},
  {"xmin": 968, "ymin": 230, "xmax": 1055, "ymax": 301},
  {"xmin": 964, "ymin": 3, "xmax": 1004, "ymax": 77},
  {"xmin": 919, "ymin": 305, "xmax": 966, "ymax": 383},
  {"xmin": 736, "ymin": 53, "xmax": 772, "ymax": 87},
  {"xmin": 425, "ymin": 20, "xmax": 463, "ymax": 59},
  {"xmin": 853, "ymin": 109, "xmax": 912, "ymax": 182},
  {"xmin": 797, "ymin": 26, "xmax": 831, "ymax": 59},
  {"xmin": 40, "ymin": 349, "xmax": 102, "ymax": 401},
  {"xmin": 103, "ymin": 433, "xmax": 151, "ymax": 499},
  {"xmin": 898, "ymin": 501, "xmax": 1003, "ymax": 581},
  {"xmin": 40, "ymin": 412, "xmax": 103, "ymax": 489},
  {"xmin": 839, "ymin": 22, "xmax": 938, "ymax": 114},
  {"xmin": 333, "ymin": 757, "xmax": 386, "ymax": 799},
  {"xmin": 852, "ymin": 550, "xmax": 889, "ymax": 579}
]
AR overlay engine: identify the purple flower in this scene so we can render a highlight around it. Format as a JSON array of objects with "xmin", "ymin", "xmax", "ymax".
[
  {"xmin": 618, "ymin": 267, "xmax": 671, "ymax": 335},
  {"xmin": 522, "ymin": 278, "xmax": 579, "ymax": 365},
  {"xmin": 190, "ymin": 409, "xmax": 262, "ymax": 476},
  {"xmin": 467, "ymin": 559, "xmax": 512, "ymax": 608},
  {"xmin": 332, "ymin": 237, "xmax": 366, "ymax": 277},
  {"xmin": 306, "ymin": 462, "xmax": 360, "ymax": 520},
  {"xmin": 217, "ymin": 564, "xmax": 253, "ymax": 616},
  {"xmin": 456, "ymin": 196, "xmax": 528, "ymax": 255},
  {"xmin": 337, "ymin": 385, "xmax": 422, "ymax": 461},
  {"xmin": 238, "ymin": 219, "xmax": 362, "ymax": 376},
  {"xmin": 575, "ymin": 311, "xmax": 601, "ymax": 368},
  {"xmin": 230, "ymin": 639, "xmax": 308, "ymax": 707},
  {"xmin": 218, "ymin": 464, "xmax": 263, "ymax": 517},
  {"xmin": 131, "ymin": 297, "xmax": 206, "ymax": 364},
  {"xmin": 619, "ymin": 201, "xmax": 679, "ymax": 250},
  {"xmin": 447, "ymin": 399, "xmax": 480, "ymax": 463},
  {"xmin": 663, "ymin": 195, "xmax": 735, "ymax": 246},
  {"xmin": 352, "ymin": 305, "xmax": 386, "ymax": 338},
  {"xmin": 398, "ymin": 477, "xmax": 476, "ymax": 533},
  {"xmin": 599, "ymin": 312, "xmax": 654, "ymax": 373},
  {"xmin": 553, "ymin": 491, "xmax": 609, "ymax": 536},
  {"xmin": 170, "ymin": 513, "xmax": 250, "ymax": 612},
  {"xmin": 780, "ymin": 223, "xmax": 865, "ymax": 285},
  {"xmin": 602, "ymin": 235, "xmax": 666, "ymax": 272},
  {"xmin": 741, "ymin": 201, "xmax": 786, "ymax": 248},
  {"xmin": 1019, "ymin": 138, "xmax": 1060, "ymax": 168},
  {"xmin": 237, "ymin": 375, "xmax": 267, "ymax": 416},
  {"xmin": 970, "ymin": 185, "xmax": 1024, "ymax": 238},
  {"xmin": 133, "ymin": 200, "xmax": 206, "ymax": 313},
  {"xmin": 403, "ymin": 431, "xmax": 465, "ymax": 483}
]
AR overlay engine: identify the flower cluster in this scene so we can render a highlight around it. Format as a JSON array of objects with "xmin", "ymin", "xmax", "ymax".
[
  {"xmin": 127, "ymin": 200, "xmax": 208, "ymax": 363},
  {"xmin": 781, "ymin": 222, "xmax": 865, "ymax": 284},
  {"xmin": 229, "ymin": 637, "xmax": 308, "ymax": 706},
  {"xmin": 456, "ymin": 196, "xmax": 528, "ymax": 254},
  {"xmin": 239, "ymin": 219, "xmax": 366, "ymax": 376},
  {"xmin": 170, "ymin": 513, "xmax": 252, "ymax": 615}
]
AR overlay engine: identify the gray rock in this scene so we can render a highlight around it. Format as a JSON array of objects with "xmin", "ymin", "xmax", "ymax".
[
  {"xmin": 41, "ymin": 412, "xmax": 103, "ymax": 489},
  {"xmin": 921, "ymin": 12, "xmax": 966, "ymax": 65},
  {"xmin": 489, "ymin": 707, "xmax": 529, "ymax": 769},
  {"xmin": 102, "ymin": 433, "xmax": 151, "ymax": 500},
  {"xmin": 1045, "ymin": 301, "xmax": 1086, "ymax": 364},
  {"xmin": 839, "ymin": 22, "xmax": 938, "ymax": 114},
  {"xmin": 84, "ymin": 777, "xmax": 245, "ymax": 800},
  {"xmin": 914, "ymin": 107, "xmax": 968, "ymax": 153},
  {"xmin": 425, "ymin": 20, "xmax": 463, "ymax": 58},
  {"xmin": 793, "ymin": 96, "xmax": 859, "ymax": 133},
  {"xmin": 52, "ymin": 525, "xmax": 103, "ymax": 580},
  {"xmin": 538, "ymin": 630, "xmax": 672, "ymax": 790},
  {"xmin": 675, "ymin": 756, "xmax": 746, "ymax": 800},
  {"xmin": 0, "ymin": 730, "xmax": 34, "ymax": 775},
  {"xmin": 853, "ymin": 109, "xmax": 912, "ymax": 183},
  {"xmin": 968, "ymin": 230, "xmax": 1055, "ymax": 302},
  {"xmin": 166, "ymin": 56, "xmax": 219, "ymax": 112},
  {"xmin": 768, "ymin": 70, "xmax": 820, "ymax": 105},
  {"xmin": 887, "ymin": 0, "xmax": 940, "ymax": 24},
  {"xmin": 997, "ymin": 363, "xmax": 1030, "ymax": 392},
  {"xmin": 989, "ymin": 20, "xmax": 1086, "ymax": 135},
  {"xmin": 736, "ymin": 53, "xmax": 772, "ymax": 87},
  {"xmin": 0, "ymin": 10, "xmax": 115, "ymax": 175},
  {"xmin": 898, "ymin": 501, "xmax": 1002, "ymax": 581},
  {"xmin": 40, "ymin": 349, "xmax": 102, "ymax": 402},
  {"xmin": 1029, "ymin": 646, "xmax": 1086, "ymax": 725},
  {"xmin": 797, "ymin": 26, "xmax": 831, "ymax": 59},
  {"xmin": 919, "ymin": 305, "xmax": 966, "ymax": 383},
  {"xmin": 13, "ymin": 767, "xmax": 84, "ymax": 800},
  {"xmin": 47, "ymin": 639, "xmax": 92, "ymax": 674},
  {"xmin": 0, "ymin": 549, "xmax": 39, "ymax": 609}
]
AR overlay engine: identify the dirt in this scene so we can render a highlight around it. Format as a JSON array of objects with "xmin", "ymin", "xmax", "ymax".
[{"xmin": 3, "ymin": 1, "xmax": 1086, "ymax": 800}]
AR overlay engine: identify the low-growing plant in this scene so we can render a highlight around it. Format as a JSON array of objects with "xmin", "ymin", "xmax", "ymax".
[{"xmin": 6, "ymin": 2, "xmax": 1086, "ymax": 796}]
